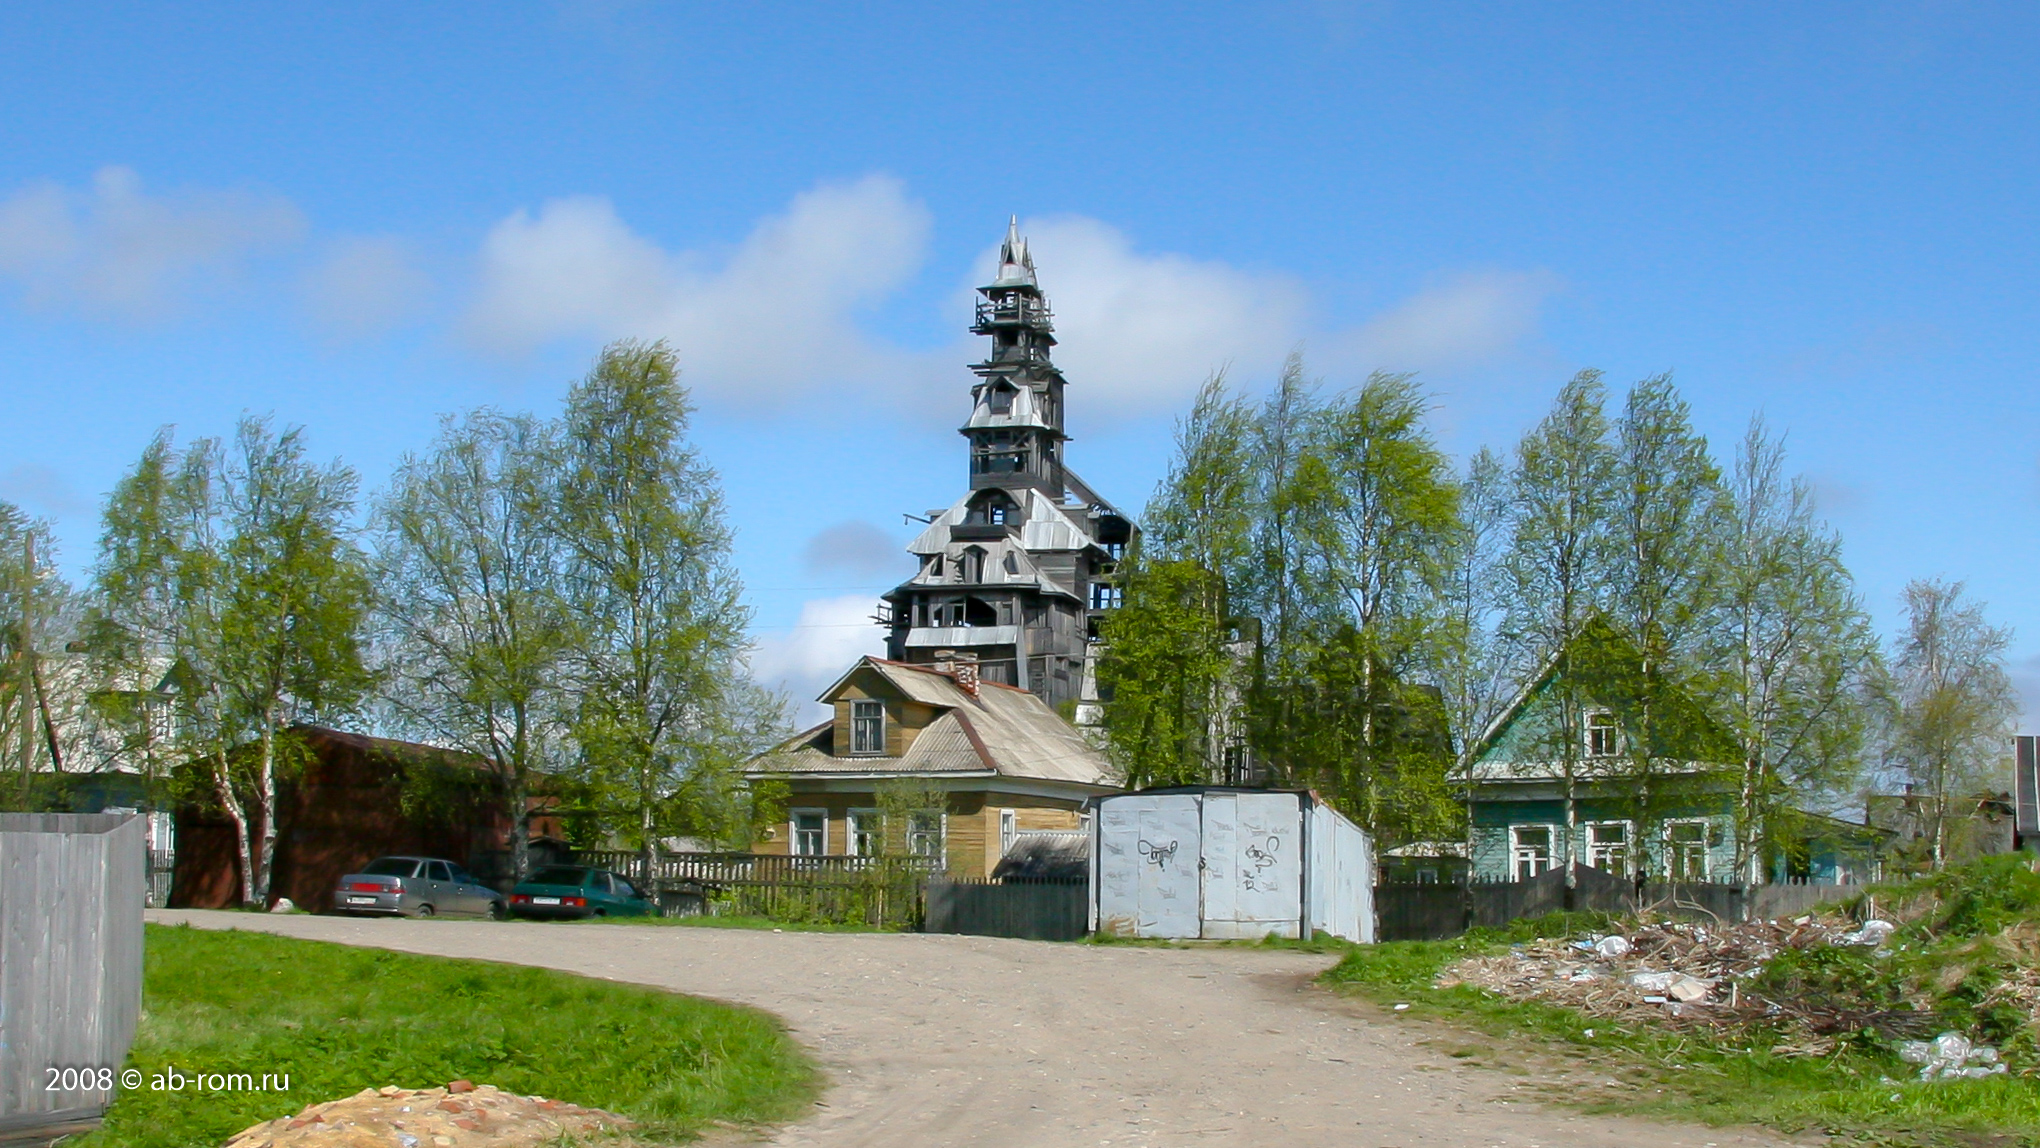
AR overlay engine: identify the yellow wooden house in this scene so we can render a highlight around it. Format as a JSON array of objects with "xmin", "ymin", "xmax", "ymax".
[{"xmin": 746, "ymin": 655, "xmax": 1121, "ymax": 877}]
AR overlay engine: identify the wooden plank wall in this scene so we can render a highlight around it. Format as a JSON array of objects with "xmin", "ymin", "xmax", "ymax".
[{"xmin": 0, "ymin": 813, "xmax": 145, "ymax": 1130}]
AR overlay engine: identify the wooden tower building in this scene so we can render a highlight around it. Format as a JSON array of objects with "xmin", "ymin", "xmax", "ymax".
[{"xmin": 882, "ymin": 220, "xmax": 1137, "ymax": 711}]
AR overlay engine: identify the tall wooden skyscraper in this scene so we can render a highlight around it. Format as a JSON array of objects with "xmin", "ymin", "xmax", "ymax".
[{"xmin": 882, "ymin": 220, "xmax": 1137, "ymax": 711}]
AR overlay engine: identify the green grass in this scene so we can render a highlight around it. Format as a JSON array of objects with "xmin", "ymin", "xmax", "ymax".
[
  {"xmin": 81, "ymin": 924, "xmax": 821, "ymax": 1148},
  {"xmin": 1321, "ymin": 919, "xmax": 2040, "ymax": 1147}
]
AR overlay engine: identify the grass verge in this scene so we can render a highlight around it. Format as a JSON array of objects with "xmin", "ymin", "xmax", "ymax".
[
  {"xmin": 80, "ymin": 923, "xmax": 821, "ymax": 1148},
  {"xmin": 1319, "ymin": 918, "xmax": 2040, "ymax": 1148}
]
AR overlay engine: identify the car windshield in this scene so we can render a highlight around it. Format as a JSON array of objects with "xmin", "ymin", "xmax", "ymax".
[
  {"xmin": 361, "ymin": 859, "xmax": 419, "ymax": 877},
  {"xmin": 526, "ymin": 867, "xmax": 588, "ymax": 886}
]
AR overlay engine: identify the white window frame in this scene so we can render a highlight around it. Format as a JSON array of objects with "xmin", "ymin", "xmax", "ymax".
[
  {"xmin": 791, "ymin": 808, "xmax": 828, "ymax": 857},
  {"xmin": 1510, "ymin": 824, "xmax": 1557, "ymax": 880},
  {"xmin": 1664, "ymin": 819, "xmax": 1710, "ymax": 881},
  {"xmin": 907, "ymin": 810, "xmax": 945, "ymax": 861},
  {"xmin": 1585, "ymin": 708, "xmax": 1621, "ymax": 757},
  {"xmin": 846, "ymin": 808, "xmax": 881, "ymax": 857},
  {"xmin": 1584, "ymin": 819, "xmax": 1632, "ymax": 874},
  {"xmin": 849, "ymin": 699, "xmax": 885, "ymax": 755},
  {"xmin": 999, "ymin": 808, "xmax": 1017, "ymax": 857}
]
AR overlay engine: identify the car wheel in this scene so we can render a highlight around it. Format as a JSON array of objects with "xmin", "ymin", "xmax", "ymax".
[
  {"xmin": 487, "ymin": 901, "xmax": 506, "ymax": 921},
  {"xmin": 592, "ymin": 908, "xmax": 607, "ymax": 917},
  {"xmin": 414, "ymin": 903, "xmax": 436, "ymax": 918}
]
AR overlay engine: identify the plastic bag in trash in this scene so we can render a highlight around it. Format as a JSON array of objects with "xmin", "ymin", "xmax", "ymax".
[
  {"xmin": 1629, "ymin": 970, "xmax": 1675, "ymax": 992},
  {"xmin": 1594, "ymin": 935, "xmax": 1632, "ymax": 958},
  {"xmin": 1897, "ymin": 1032, "xmax": 2004, "ymax": 1081},
  {"xmin": 1836, "ymin": 919, "xmax": 1896, "ymax": 947}
]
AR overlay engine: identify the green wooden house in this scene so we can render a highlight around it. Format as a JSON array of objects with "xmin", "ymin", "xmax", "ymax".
[
  {"xmin": 1462, "ymin": 618, "xmax": 1745, "ymax": 882},
  {"xmin": 1462, "ymin": 618, "xmax": 1887, "ymax": 884}
]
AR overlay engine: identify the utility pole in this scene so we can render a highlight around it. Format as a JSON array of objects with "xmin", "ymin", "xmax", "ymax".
[{"xmin": 17, "ymin": 533, "xmax": 36, "ymax": 809}]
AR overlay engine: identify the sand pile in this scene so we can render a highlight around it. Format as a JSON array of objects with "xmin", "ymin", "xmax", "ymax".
[{"xmin": 223, "ymin": 1081, "xmax": 631, "ymax": 1148}]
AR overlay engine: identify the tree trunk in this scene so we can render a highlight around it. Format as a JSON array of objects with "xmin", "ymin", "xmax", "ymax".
[
  {"xmin": 254, "ymin": 720, "xmax": 278, "ymax": 906},
  {"xmin": 214, "ymin": 753, "xmax": 255, "ymax": 907}
]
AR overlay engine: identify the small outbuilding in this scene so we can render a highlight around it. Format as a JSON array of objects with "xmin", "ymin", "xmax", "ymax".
[{"xmin": 1091, "ymin": 787, "xmax": 1375, "ymax": 943}]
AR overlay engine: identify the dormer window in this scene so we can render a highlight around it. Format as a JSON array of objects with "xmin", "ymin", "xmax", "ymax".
[
  {"xmin": 926, "ymin": 553, "xmax": 944, "ymax": 579},
  {"xmin": 988, "ymin": 385, "xmax": 1014, "ymax": 415},
  {"xmin": 1003, "ymin": 551, "xmax": 1019, "ymax": 575},
  {"xmin": 960, "ymin": 546, "xmax": 987, "ymax": 583},
  {"xmin": 850, "ymin": 700, "xmax": 885, "ymax": 755},
  {"xmin": 1586, "ymin": 709, "xmax": 1620, "ymax": 757}
]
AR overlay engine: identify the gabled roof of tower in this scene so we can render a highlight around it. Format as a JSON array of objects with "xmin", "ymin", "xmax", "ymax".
[{"xmin": 985, "ymin": 215, "xmax": 1038, "ymax": 290}]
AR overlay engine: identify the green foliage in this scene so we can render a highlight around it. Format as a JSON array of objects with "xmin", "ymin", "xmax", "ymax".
[
  {"xmin": 553, "ymin": 341, "xmax": 786, "ymax": 851},
  {"xmin": 1100, "ymin": 558, "xmax": 1239, "ymax": 788},
  {"xmin": 82, "ymin": 925, "xmax": 818, "ymax": 1148},
  {"xmin": 88, "ymin": 420, "xmax": 371, "ymax": 903}
]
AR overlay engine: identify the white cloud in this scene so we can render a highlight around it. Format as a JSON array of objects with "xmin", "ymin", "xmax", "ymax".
[
  {"xmin": 458, "ymin": 177, "xmax": 1556, "ymax": 419},
  {"xmin": 0, "ymin": 167, "xmax": 303, "ymax": 322},
  {"xmin": 1338, "ymin": 269, "xmax": 1560, "ymax": 374},
  {"xmin": 748, "ymin": 594, "xmax": 889, "ymax": 724},
  {"xmin": 987, "ymin": 216, "xmax": 1311, "ymax": 416},
  {"xmin": 302, "ymin": 236, "xmax": 433, "ymax": 339},
  {"xmin": 464, "ymin": 175, "xmax": 931, "ymax": 405}
]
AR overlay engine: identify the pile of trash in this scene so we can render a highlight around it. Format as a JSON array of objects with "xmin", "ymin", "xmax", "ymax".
[
  {"xmin": 1437, "ymin": 913, "xmax": 1959, "ymax": 1053},
  {"xmin": 223, "ymin": 1081, "xmax": 632, "ymax": 1148}
]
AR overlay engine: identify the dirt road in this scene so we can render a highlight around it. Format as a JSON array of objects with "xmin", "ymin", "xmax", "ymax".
[{"xmin": 151, "ymin": 911, "xmax": 1795, "ymax": 1148}]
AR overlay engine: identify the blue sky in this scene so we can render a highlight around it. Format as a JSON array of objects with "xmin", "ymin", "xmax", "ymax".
[{"xmin": 2, "ymin": 2, "xmax": 2037, "ymax": 726}]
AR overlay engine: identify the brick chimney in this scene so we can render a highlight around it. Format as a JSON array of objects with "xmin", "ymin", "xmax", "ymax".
[{"xmin": 950, "ymin": 651, "xmax": 980, "ymax": 697}]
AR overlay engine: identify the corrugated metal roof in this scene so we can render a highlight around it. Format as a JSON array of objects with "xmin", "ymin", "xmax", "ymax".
[{"xmin": 750, "ymin": 658, "xmax": 1117, "ymax": 789}]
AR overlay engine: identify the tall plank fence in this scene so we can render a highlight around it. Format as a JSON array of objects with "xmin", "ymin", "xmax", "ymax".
[
  {"xmin": 1375, "ymin": 864, "xmax": 1866, "ymax": 941},
  {"xmin": 924, "ymin": 877, "xmax": 1088, "ymax": 941},
  {"xmin": 0, "ymin": 813, "xmax": 146, "ymax": 1138}
]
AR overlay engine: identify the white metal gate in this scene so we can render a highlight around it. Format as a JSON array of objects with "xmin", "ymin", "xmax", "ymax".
[
  {"xmin": 1094, "ymin": 794, "xmax": 1201, "ymax": 938},
  {"xmin": 1202, "ymin": 791, "xmax": 1304, "ymax": 939}
]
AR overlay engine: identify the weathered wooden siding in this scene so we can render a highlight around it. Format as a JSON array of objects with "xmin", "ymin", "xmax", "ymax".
[
  {"xmin": 761, "ymin": 785, "xmax": 1086, "ymax": 877},
  {"xmin": 0, "ymin": 813, "xmax": 145, "ymax": 1133}
]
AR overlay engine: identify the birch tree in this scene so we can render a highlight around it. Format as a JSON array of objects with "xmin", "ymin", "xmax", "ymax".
[
  {"xmin": 1505, "ymin": 371, "xmax": 1617, "ymax": 875},
  {"xmin": 554, "ymin": 341, "xmax": 772, "ymax": 874},
  {"xmin": 1102, "ymin": 373, "xmax": 1257, "ymax": 786},
  {"xmin": 375, "ymin": 410, "xmax": 573, "ymax": 882},
  {"xmin": 215, "ymin": 419, "xmax": 374, "ymax": 904},
  {"xmin": 1887, "ymin": 578, "xmax": 2016, "ymax": 869},
  {"xmin": 1708, "ymin": 419, "xmax": 1876, "ymax": 881},
  {"xmin": 1607, "ymin": 375, "xmax": 1724, "ymax": 853},
  {"xmin": 1300, "ymin": 371, "xmax": 1461, "ymax": 840}
]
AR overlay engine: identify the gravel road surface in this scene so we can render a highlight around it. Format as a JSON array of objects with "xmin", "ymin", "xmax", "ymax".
[{"xmin": 151, "ymin": 911, "xmax": 1796, "ymax": 1148}]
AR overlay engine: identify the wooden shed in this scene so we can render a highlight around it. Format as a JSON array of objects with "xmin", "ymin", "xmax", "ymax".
[
  {"xmin": 170, "ymin": 726, "xmax": 560, "ymax": 911},
  {"xmin": 0, "ymin": 813, "xmax": 144, "ymax": 1141}
]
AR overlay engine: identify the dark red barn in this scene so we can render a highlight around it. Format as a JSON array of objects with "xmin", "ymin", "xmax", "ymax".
[{"xmin": 170, "ymin": 726, "xmax": 561, "ymax": 911}]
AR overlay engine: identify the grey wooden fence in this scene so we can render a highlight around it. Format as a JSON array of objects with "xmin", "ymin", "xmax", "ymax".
[
  {"xmin": 0, "ymin": 813, "xmax": 146, "ymax": 1138},
  {"xmin": 924, "ymin": 877, "xmax": 1088, "ymax": 942},
  {"xmin": 1376, "ymin": 864, "xmax": 1865, "ymax": 941}
]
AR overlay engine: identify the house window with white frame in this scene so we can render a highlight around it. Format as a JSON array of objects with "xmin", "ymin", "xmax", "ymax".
[
  {"xmin": 1585, "ymin": 708, "xmax": 1620, "ymax": 757},
  {"xmin": 791, "ymin": 809, "xmax": 827, "ymax": 857},
  {"xmin": 1585, "ymin": 820, "xmax": 1630, "ymax": 873},
  {"xmin": 999, "ymin": 808, "xmax": 1017, "ymax": 857},
  {"xmin": 1666, "ymin": 820, "xmax": 1708, "ymax": 881},
  {"xmin": 1511, "ymin": 825, "xmax": 1554, "ymax": 880},
  {"xmin": 847, "ymin": 809, "xmax": 880, "ymax": 857},
  {"xmin": 850, "ymin": 700, "xmax": 885, "ymax": 755},
  {"xmin": 907, "ymin": 810, "xmax": 945, "ymax": 860}
]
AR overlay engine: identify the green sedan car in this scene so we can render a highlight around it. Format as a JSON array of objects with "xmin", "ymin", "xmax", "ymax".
[{"xmin": 508, "ymin": 865, "xmax": 655, "ymax": 919}]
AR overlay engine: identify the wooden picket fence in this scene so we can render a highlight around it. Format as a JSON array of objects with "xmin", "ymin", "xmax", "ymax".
[{"xmin": 575, "ymin": 849, "xmax": 941, "ymax": 929}]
